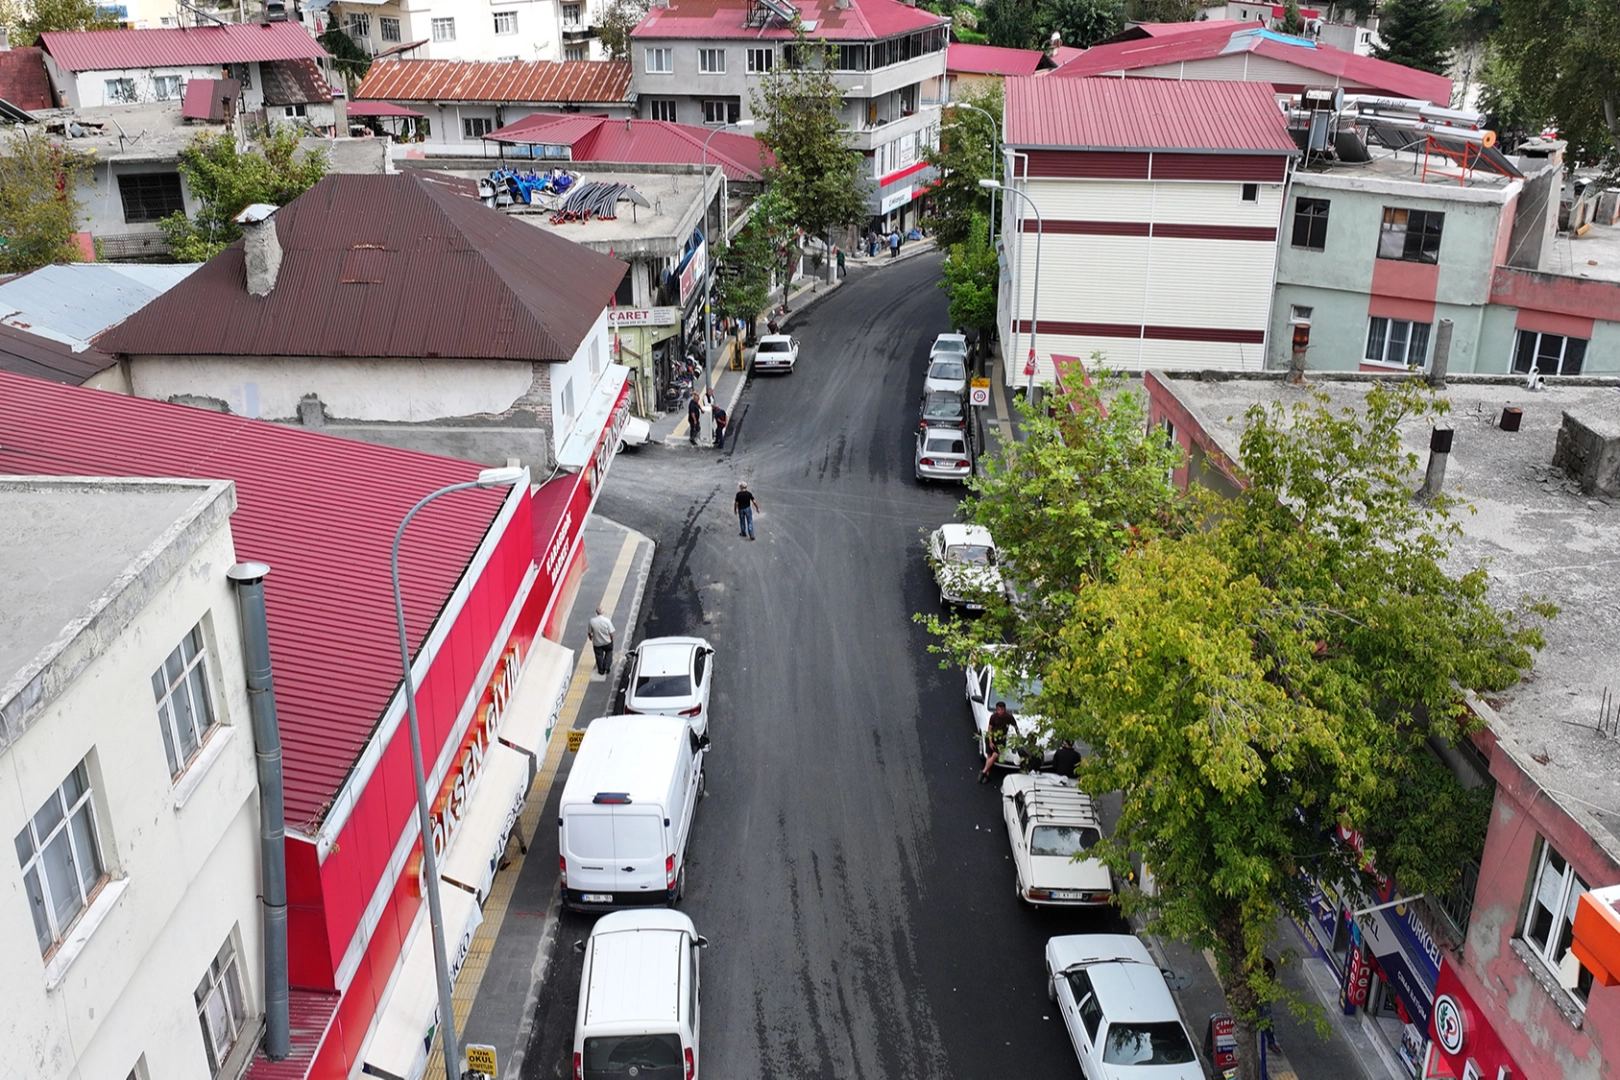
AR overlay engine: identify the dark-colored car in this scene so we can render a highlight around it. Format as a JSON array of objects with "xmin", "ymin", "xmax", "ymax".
[{"xmin": 920, "ymin": 388, "xmax": 969, "ymax": 431}]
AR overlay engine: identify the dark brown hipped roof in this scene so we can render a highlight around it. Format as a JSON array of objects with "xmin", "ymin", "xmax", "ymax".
[
  {"xmin": 261, "ymin": 58, "xmax": 334, "ymax": 106},
  {"xmin": 102, "ymin": 173, "xmax": 627, "ymax": 362}
]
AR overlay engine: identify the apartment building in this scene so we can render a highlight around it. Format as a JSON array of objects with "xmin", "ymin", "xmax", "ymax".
[{"xmin": 322, "ymin": 0, "xmax": 606, "ymax": 61}]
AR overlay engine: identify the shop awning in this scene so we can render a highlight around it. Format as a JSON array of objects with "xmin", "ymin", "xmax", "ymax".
[
  {"xmin": 556, "ymin": 365, "xmax": 631, "ymax": 470},
  {"xmin": 361, "ymin": 881, "xmax": 482, "ymax": 1080},
  {"xmin": 498, "ymin": 637, "xmax": 575, "ymax": 762},
  {"xmin": 437, "ymin": 742, "xmax": 531, "ymax": 903}
]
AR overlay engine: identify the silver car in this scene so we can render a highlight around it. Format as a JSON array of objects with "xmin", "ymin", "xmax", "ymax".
[
  {"xmin": 915, "ymin": 424, "xmax": 973, "ymax": 483},
  {"xmin": 923, "ymin": 357, "xmax": 969, "ymax": 397}
]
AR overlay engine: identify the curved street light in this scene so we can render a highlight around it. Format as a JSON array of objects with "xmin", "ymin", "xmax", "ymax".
[{"xmin": 980, "ymin": 178, "xmax": 1041, "ymax": 398}]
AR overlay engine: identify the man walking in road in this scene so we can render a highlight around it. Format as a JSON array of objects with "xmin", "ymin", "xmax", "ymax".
[
  {"xmin": 734, "ymin": 481, "xmax": 759, "ymax": 539},
  {"xmin": 586, "ymin": 605, "xmax": 615, "ymax": 678},
  {"xmin": 712, "ymin": 405, "xmax": 729, "ymax": 450},
  {"xmin": 836, "ymin": 247, "xmax": 846, "ymax": 279},
  {"xmin": 687, "ymin": 394, "xmax": 701, "ymax": 446}
]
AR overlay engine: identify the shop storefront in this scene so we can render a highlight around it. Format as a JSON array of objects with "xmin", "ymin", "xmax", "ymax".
[
  {"xmin": 1423, "ymin": 960, "xmax": 1524, "ymax": 1079},
  {"xmin": 608, "ymin": 307, "xmax": 681, "ymax": 417}
]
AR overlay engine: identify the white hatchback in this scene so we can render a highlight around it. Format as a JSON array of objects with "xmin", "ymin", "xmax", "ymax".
[
  {"xmin": 1045, "ymin": 935, "xmax": 1202, "ymax": 1079},
  {"xmin": 1002, "ymin": 773, "xmax": 1112, "ymax": 906},
  {"xmin": 624, "ymin": 637, "xmax": 714, "ymax": 739}
]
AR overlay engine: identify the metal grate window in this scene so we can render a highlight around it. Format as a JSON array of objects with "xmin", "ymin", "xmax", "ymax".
[
  {"xmin": 118, "ymin": 172, "xmax": 186, "ymax": 225},
  {"xmin": 1435, "ymin": 861, "xmax": 1480, "ymax": 939},
  {"xmin": 195, "ymin": 935, "xmax": 248, "ymax": 1076},
  {"xmin": 15, "ymin": 761, "xmax": 105, "ymax": 956},
  {"xmin": 151, "ymin": 623, "xmax": 217, "ymax": 777},
  {"xmin": 649, "ymin": 98, "xmax": 677, "ymax": 122}
]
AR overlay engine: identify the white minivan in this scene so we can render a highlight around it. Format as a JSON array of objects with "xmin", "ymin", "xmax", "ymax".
[
  {"xmin": 573, "ymin": 909, "xmax": 706, "ymax": 1080},
  {"xmin": 559, "ymin": 714, "xmax": 707, "ymax": 913}
]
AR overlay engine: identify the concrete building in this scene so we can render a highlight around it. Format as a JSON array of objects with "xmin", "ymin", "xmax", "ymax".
[
  {"xmin": 629, "ymin": 0, "xmax": 950, "ymax": 232},
  {"xmin": 1, "ymin": 476, "xmax": 267, "ymax": 1080},
  {"xmin": 318, "ymin": 0, "xmax": 607, "ymax": 62},
  {"xmin": 996, "ymin": 76, "xmax": 1298, "ymax": 383},
  {"xmin": 91, "ymin": 171, "xmax": 629, "ymax": 470},
  {"xmin": 1144, "ymin": 370, "xmax": 1620, "ymax": 1080}
]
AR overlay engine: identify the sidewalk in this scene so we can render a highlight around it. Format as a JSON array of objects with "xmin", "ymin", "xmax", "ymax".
[{"xmin": 423, "ymin": 515, "xmax": 656, "ymax": 1080}]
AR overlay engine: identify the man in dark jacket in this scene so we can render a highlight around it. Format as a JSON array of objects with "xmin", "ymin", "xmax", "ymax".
[{"xmin": 979, "ymin": 702, "xmax": 1015, "ymax": 783}]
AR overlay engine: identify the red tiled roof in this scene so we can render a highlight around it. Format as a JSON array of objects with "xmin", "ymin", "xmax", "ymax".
[
  {"xmin": 0, "ymin": 372, "xmax": 508, "ymax": 825},
  {"xmin": 39, "ymin": 23, "xmax": 328, "ymax": 72},
  {"xmin": 1006, "ymin": 75, "xmax": 1297, "ymax": 154},
  {"xmin": 181, "ymin": 77, "xmax": 241, "ymax": 121},
  {"xmin": 261, "ymin": 58, "xmax": 333, "ymax": 107},
  {"xmin": 1051, "ymin": 23, "xmax": 1451, "ymax": 104},
  {"xmin": 632, "ymin": 0, "xmax": 947, "ymax": 41},
  {"xmin": 486, "ymin": 114, "xmax": 772, "ymax": 181},
  {"xmin": 0, "ymin": 47, "xmax": 54, "ymax": 112},
  {"xmin": 101, "ymin": 173, "xmax": 627, "ymax": 362},
  {"xmin": 354, "ymin": 59, "xmax": 631, "ymax": 104},
  {"xmin": 947, "ymin": 42, "xmax": 1044, "ymax": 76}
]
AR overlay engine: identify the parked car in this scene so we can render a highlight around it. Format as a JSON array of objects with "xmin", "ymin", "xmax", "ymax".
[
  {"xmin": 915, "ymin": 424, "xmax": 973, "ymax": 484},
  {"xmin": 1001, "ymin": 773, "xmax": 1112, "ymax": 906},
  {"xmin": 754, "ymin": 334, "xmax": 799, "ymax": 373},
  {"xmin": 927, "ymin": 523, "xmax": 1004, "ymax": 609},
  {"xmin": 624, "ymin": 636, "xmax": 714, "ymax": 738},
  {"xmin": 617, "ymin": 415, "xmax": 652, "ymax": 454},
  {"xmin": 965, "ymin": 652, "xmax": 1053, "ymax": 769},
  {"xmin": 573, "ymin": 908, "xmax": 706, "ymax": 1080},
  {"xmin": 920, "ymin": 388, "xmax": 969, "ymax": 431},
  {"xmin": 1045, "ymin": 934, "xmax": 1202, "ymax": 1079},
  {"xmin": 930, "ymin": 332, "xmax": 969, "ymax": 362},
  {"xmin": 923, "ymin": 356, "xmax": 969, "ymax": 397}
]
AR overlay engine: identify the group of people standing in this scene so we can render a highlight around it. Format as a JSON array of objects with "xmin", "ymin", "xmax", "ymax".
[{"xmin": 686, "ymin": 389, "xmax": 730, "ymax": 450}]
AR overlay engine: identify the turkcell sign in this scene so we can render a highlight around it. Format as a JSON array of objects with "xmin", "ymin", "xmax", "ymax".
[{"xmin": 1361, "ymin": 898, "xmax": 1443, "ymax": 1027}]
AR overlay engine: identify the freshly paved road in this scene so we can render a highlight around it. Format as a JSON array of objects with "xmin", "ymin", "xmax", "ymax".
[{"xmin": 521, "ymin": 253, "xmax": 1126, "ymax": 1080}]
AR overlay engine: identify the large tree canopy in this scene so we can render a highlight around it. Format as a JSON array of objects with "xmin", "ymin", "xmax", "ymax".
[
  {"xmin": 922, "ymin": 81, "xmax": 1001, "ymax": 247},
  {"xmin": 1488, "ymin": 0, "xmax": 1620, "ymax": 166},
  {"xmin": 1371, "ymin": 0, "xmax": 1457, "ymax": 76},
  {"xmin": 159, "ymin": 129, "xmax": 328, "ymax": 263},
  {"xmin": 0, "ymin": 131, "xmax": 90, "ymax": 273}
]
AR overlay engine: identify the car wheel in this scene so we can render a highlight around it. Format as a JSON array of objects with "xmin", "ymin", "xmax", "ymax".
[
  {"xmin": 698, "ymin": 767, "xmax": 707, "ymax": 795},
  {"xmin": 1046, "ymin": 964, "xmax": 1057, "ymax": 1003},
  {"xmin": 616, "ymin": 438, "xmax": 627, "ymax": 455}
]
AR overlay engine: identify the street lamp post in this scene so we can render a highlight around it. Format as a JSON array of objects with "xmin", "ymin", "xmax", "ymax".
[
  {"xmin": 701, "ymin": 119, "xmax": 753, "ymax": 370},
  {"xmin": 391, "ymin": 466, "xmax": 527, "ymax": 1080},
  {"xmin": 980, "ymin": 178, "xmax": 1041, "ymax": 399},
  {"xmin": 947, "ymin": 101, "xmax": 998, "ymax": 245}
]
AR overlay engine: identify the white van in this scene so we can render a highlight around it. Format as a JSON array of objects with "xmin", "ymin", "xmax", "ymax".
[
  {"xmin": 559, "ymin": 714, "xmax": 706, "ymax": 913},
  {"xmin": 573, "ymin": 909, "xmax": 705, "ymax": 1080}
]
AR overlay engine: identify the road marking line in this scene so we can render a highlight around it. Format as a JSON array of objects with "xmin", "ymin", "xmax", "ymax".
[{"xmin": 421, "ymin": 529, "xmax": 643, "ymax": 1080}]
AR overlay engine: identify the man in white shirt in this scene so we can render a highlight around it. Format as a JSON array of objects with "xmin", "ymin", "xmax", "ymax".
[{"xmin": 587, "ymin": 605, "xmax": 615, "ymax": 677}]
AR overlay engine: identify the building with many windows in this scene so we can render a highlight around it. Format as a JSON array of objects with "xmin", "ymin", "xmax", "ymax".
[
  {"xmin": 629, "ymin": 0, "xmax": 949, "ymax": 231},
  {"xmin": 1, "ymin": 475, "xmax": 267, "ymax": 1080},
  {"xmin": 319, "ymin": 0, "xmax": 607, "ymax": 62}
]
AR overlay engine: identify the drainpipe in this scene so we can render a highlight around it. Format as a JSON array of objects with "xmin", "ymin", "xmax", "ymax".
[{"xmin": 228, "ymin": 561, "xmax": 290, "ymax": 1061}]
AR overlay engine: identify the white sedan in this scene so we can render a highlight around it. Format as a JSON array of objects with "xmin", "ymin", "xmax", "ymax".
[
  {"xmin": 616, "ymin": 415, "xmax": 652, "ymax": 454},
  {"xmin": 930, "ymin": 332, "xmax": 968, "ymax": 362},
  {"xmin": 754, "ymin": 334, "xmax": 799, "ymax": 373},
  {"xmin": 965, "ymin": 655, "xmax": 1053, "ymax": 769},
  {"xmin": 1046, "ymin": 935, "xmax": 1202, "ymax": 1079},
  {"xmin": 923, "ymin": 356, "xmax": 969, "ymax": 397},
  {"xmin": 926, "ymin": 523, "xmax": 1004, "ymax": 609},
  {"xmin": 624, "ymin": 636, "xmax": 714, "ymax": 739},
  {"xmin": 1002, "ymin": 773, "xmax": 1112, "ymax": 906}
]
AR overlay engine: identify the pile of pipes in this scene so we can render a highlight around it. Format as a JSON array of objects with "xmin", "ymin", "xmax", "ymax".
[
  {"xmin": 550, "ymin": 181, "xmax": 651, "ymax": 224},
  {"xmin": 478, "ymin": 168, "xmax": 578, "ymax": 208}
]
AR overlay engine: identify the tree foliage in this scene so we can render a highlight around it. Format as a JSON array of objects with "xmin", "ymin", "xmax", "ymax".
[
  {"xmin": 1371, "ymin": 0, "xmax": 1457, "ymax": 76},
  {"xmin": 1123, "ymin": 0, "xmax": 1200, "ymax": 21},
  {"xmin": 0, "ymin": 0, "xmax": 121, "ymax": 47},
  {"xmin": 317, "ymin": 27, "xmax": 371, "ymax": 93},
  {"xmin": 0, "ymin": 131, "xmax": 89, "ymax": 273},
  {"xmin": 1279, "ymin": 0, "xmax": 1304, "ymax": 35},
  {"xmin": 597, "ymin": 0, "xmax": 651, "ymax": 61},
  {"xmin": 922, "ymin": 81, "xmax": 1001, "ymax": 247},
  {"xmin": 927, "ymin": 378, "xmax": 1550, "ymax": 1080},
  {"xmin": 984, "ymin": 0, "xmax": 1124, "ymax": 49},
  {"xmin": 938, "ymin": 213, "xmax": 999, "ymax": 332},
  {"xmin": 159, "ymin": 129, "xmax": 328, "ymax": 263},
  {"xmin": 715, "ymin": 184, "xmax": 794, "ymax": 333},
  {"xmin": 1488, "ymin": 0, "xmax": 1620, "ymax": 167}
]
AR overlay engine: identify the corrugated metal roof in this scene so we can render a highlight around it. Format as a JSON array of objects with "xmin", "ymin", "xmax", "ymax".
[
  {"xmin": 0, "ymin": 263, "xmax": 202, "ymax": 351},
  {"xmin": 182, "ymin": 77, "xmax": 241, "ymax": 120},
  {"xmin": 631, "ymin": 0, "xmax": 947, "ymax": 41},
  {"xmin": 486, "ymin": 114, "xmax": 770, "ymax": 181},
  {"xmin": 0, "ymin": 322, "xmax": 108, "ymax": 384},
  {"xmin": 39, "ymin": 23, "xmax": 329, "ymax": 73},
  {"xmin": 101, "ymin": 173, "xmax": 628, "ymax": 361},
  {"xmin": 1005, "ymin": 75, "xmax": 1298, "ymax": 153},
  {"xmin": 261, "ymin": 58, "xmax": 334, "ymax": 106},
  {"xmin": 0, "ymin": 48, "xmax": 54, "ymax": 112},
  {"xmin": 241, "ymin": 989, "xmax": 341, "ymax": 1080},
  {"xmin": 354, "ymin": 59, "xmax": 631, "ymax": 104},
  {"xmin": 947, "ymin": 42, "xmax": 1044, "ymax": 76},
  {"xmin": 0, "ymin": 371, "xmax": 507, "ymax": 825}
]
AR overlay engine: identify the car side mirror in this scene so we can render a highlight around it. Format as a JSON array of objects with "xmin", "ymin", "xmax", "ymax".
[
  {"xmin": 573, "ymin": 939, "xmax": 586, "ymax": 953},
  {"xmin": 700, "ymin": 734, "xmax": 712, "ymax": 749},
  {"xmin": 694, "ymin": 935, "xmax": 709, "ymax": 948}
]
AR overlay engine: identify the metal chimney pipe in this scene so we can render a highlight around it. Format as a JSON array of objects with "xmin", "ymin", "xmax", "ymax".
[
  {"xmin": 1417, "ymin": 427, "xmax": 1454, "ymax": 502},
  {"xmin": 228, "ymin": 561, "xmax": 290, "ymax": 1061},
  {"xmin": 1427, "ymin": 318, "xmax": 1452, "ymax": 389}
]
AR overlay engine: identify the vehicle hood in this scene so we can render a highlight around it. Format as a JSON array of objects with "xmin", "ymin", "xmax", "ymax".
[
  {"xmin": 938, "ymin": 562, "xmax": 1003, "ymax": 597},
  {"xmin": 1098, "ymin": 1063, "xmax": 1204, "ymax": 1080}
]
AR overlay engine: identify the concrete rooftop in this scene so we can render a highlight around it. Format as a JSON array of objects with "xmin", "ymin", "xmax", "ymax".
[
  {"xmin": 32, "ymin": 102, "xmax": 228, "ymax": 164},
  {"xmin": 1549, "ymin": 220, "xmax": 1620, "ymax": 286},
  {"xmin": 452, "ymin": 167, "xmax": 710, "ymax": 259},
  {"xmin": 1159, "ymin": 373, "xmax": 1620, "ymax": 859},
  {"xmin": 1301, "ymin": 146, "xmax": 1547, "ymax": 194}
]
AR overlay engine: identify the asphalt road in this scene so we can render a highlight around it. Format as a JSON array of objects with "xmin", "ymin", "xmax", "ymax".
[{"xmin": 521, "ymin": 253, "xmax": 1127, "ymax": 1080}]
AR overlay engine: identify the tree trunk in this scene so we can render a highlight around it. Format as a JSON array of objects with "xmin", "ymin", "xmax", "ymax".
[{"xmin": 1214, "ymin": 908, "xmax": 1264, "ymax": 1080}]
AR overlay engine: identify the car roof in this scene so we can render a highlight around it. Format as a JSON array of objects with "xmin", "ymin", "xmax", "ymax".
[
  {"xmin": 938, "ymin": 523, "xmax": 993, "ymax": 546},
  {"xmin": 1005, "ymin": 774, "xmax": 1099, "ymax": 826},
  {"xmin": 1089, "ymin": 960, "xmax": 1181, "ymax": 1024},
  {"xmin": 584, "ymin": 915, "xmax": 692, "ymax": 1026},
  {"xmin": 928, "ymin": 356, "xmax": 965, "ymax": 368},
  {"xmin": 924, "ymin": 388, "xmax": 964, "ymax": 403},
  {"xmin": 635, "ymin": 637, "xmax": 707, "ymax": 676},
  {"xmin": 933, "ymin": 333, "xmax": 967, "ymax": 346},
  {"xmin": 562, "ymin": 714, "xmax": 690, "ymax": 803}
]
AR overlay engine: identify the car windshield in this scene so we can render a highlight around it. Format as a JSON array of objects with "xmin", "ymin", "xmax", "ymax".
[
  {"xmin": 760, "ymin": 340, "xmax": 790, "ymax": 352},
  {"xmin": 929, "ymin": 360, "xmax": 966, "ymax": 380},
  {"xmin": 989, "ymin": 672, "xmax": 1040, "ymax": 712},
  {"xmin": 1030, "ymin": 825, "xmax": 1102, "ymax": 857},
  {"xmin": 945, "ymin": 543, "xmax": 993, "ymax": 565},
  {"xmin": 583, "ymin": 1034, "xmax": 684, "ymax": 1079},
  {"xmin": 923, "ymin": 392, "xmax": 964, "ymax": 419},
  {"xmin": 635, "ymin": 673, "xmax": 693, "ymax": 698},
  {"xmin": 933, "ymin": 338, "xmax": 966, "ymax": 356},
  {"xmin": 925, "ymin": 436, "xmax": 966, "ymax": 455},
  {"xmin": 1101, "ymin": 1021, "xmax": 1197, "ymax": 1066}
]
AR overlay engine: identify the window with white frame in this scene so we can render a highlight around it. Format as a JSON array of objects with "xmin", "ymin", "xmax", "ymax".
[
  {"xmin": 152, "ymin": 624, "xmax": 218, "ymax": 780},
  {"xmin": 702, "ymin": 98, "xmax": 740, "ymax": 125},
  {"xmin": 1512, "ymin": 329, "xmax": 1587, "ymax": 377},
  {"xmin": 1289, "ymin": 305, "xmax": 1314, "ymax": 324},
  {"xmin": 493, "ymin": 10, "xmax": 517, "ymax": 35},
  {"xmin": 153, "ymin": 75, "xmax": 182, "ymax": 100},
  {"xmin": 564, "ymin": 45, "xmax": 587, "ymax": 61},
  {"xmin": 15, "ymin": 760, "xmax": 106, "ymax": 956},
  {"xmin": 431, "ymin": 17, "xmax": 456, "ymax": 41},
  {"xmin": 195, "ymin": 934, "xmax": 248, "ymax": 1076},
  {"xmin": 645, "ymin": 46, "xmax": 672, "ymax": 73},
  {"xmin": 1364, "ymin": 316, "xmax": 1431, "ymax": 367},
  {"xmin": 464, "ymin": 117, "xmax": 494, "ymax": 139},
  {"xmin": 649, "ymin": 98, "xmax": 677, "ymax": 122},
  {"xmin": 747, "ymin": 47, "xmax": 773, "ymax": 73},
  {"xmin": 562, "ymin": 2, "xmax": 583, "ymax": 26},
  {"xmin": 346, "ymin": 12, "xmax": 370, "ymax": 38},
  {"xmin": 379, "ymin": 16, "xmax": 401, "ymax": 42},
  {"xmin": 698, "ymin": 48, "xmax": 726, "ymax": 74},
  {"xmin": 1522, "ymin": 841, "xmax": 1594, "ymax": 1003},
  {"xmin": 105, "ymin": 78, "xmax": 136, "ymax": 103}
]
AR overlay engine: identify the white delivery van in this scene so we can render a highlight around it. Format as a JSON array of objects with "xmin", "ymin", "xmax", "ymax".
[
  {"xmin": 572, "ymin": 909, "xmax": 706, "ymax": 1080},
  {"xmin": 560, "ymin": 714, "xmax": 707, "ymax": 913}
]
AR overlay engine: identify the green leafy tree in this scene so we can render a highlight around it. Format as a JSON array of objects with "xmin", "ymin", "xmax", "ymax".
[
  {"xmin": 1279, "ymin": 0, "xmax": 1304, "ymax": 35},
  {"xmin": 0, "ymin": 0, "xmax": 122, "ymax": 47},
  {"xmin": 921, "ymin": 81, "xmax": 1001, "ymax": 247},
  {"xmin": 159, "ymin": 129, "xmax": 328, "ymax": 262},
  {"xmin": 1372, "ymin": 0, "xmax": 1457, "ymax": 76},
  {"xmin": 318, "ymin": 27, "xmax": 371, "ymax": 94},
  {"xmin": 937, "ymin": 213, "xmax": 999, "ymax": 333},
  {"xmin": 982, "ymin": 0, "xmax": 1039, "ymax": 48},
  {"xmin": 715, "ymin": 185, "xmax": 795, "ymax": 338},
  {"xmin": 1489, "ymin": 0, "xmax": 1620, "ymax": 167},
  {"xmin": 1123, "ymin": 0, "xmax": 1200, "ymax": 21},
  {"xmin": 0, "ymin": 131, "xmax": 90, "ymax": 273},
  {"xmin": 597, "ymin": 0, "xmax": 650, "ymax": 61},
  {"xmin": 1040, "ymin": 0, "xmax": 1125, "ymax": 49}
]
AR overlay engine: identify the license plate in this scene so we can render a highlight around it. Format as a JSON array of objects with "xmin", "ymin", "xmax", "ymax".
[
  {"xmin": 581, "ymin": 893, "xmax": 613, "ymax": 903},
  {"xmin": 1052, "ymin": 890, "xmax": 1086, "ymax": 900}
]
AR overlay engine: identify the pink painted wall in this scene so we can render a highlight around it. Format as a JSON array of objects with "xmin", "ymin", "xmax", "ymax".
[{"xmin": 1491, "ymin": 265, "xmax": 1620, "ymax": 323}]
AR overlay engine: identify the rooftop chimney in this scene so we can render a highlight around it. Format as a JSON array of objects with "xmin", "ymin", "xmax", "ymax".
[
  {"xmin": 235, "ymin": 203, "xmax": 283, "ymax": 297},
  {"xmin": 1416, "ymin": 427, "xmax": 1454, "ymax": 502},
  {"xmin": 1426, "ymin": 317, "xmax": 1452, "ymax": 389}
]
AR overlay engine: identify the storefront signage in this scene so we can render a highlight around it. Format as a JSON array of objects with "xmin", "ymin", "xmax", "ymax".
[
  {"xmin": 1433, "ymin": 994, "xmax": 1465, "ymax": 1054},
  {"xmin": 881, "ymin": 186, "xmax": 913, "ymax": 215},
  {"xmin": 607, "ymin": 308, "xmax": 678, "ymax": 327},
  {"xmin": 679, "ymin": 241, "xmax": 707, "ymax": 306},
  {"xmin": 1427, "ymin": 960, "xmax": 1521, "ymax": 1080},
  {"xmin": 1362, "ymin": 899, "xmax": 1441, "ymax": 1029},
  {"xmin": 585, "ymin": 385, "xmax": 632, "ymax": 500}
]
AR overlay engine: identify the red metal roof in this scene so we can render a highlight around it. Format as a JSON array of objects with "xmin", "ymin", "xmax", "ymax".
[
  {"xmin": 0, "ymin": 47, "xmax": 54, "ymax": 112},
  {"xmin": 632, "ymin": 0, "xmax": 946, "ymax": 42},
  {"xmin": 486, "ymin": 114, "xmax": 772, "ymax": 181},
  {"xmin": 947, "ymin": 42, "xmax": 1044, "ymax": 76},
  {"xmin": 240, "ymin": 990, "xmax": 340, "ymax": 1080},
  {"xmin": 1051, "ymin": 23, "xmax": 1451, "ymax": 104},
  {"xmin": 354, "ymin": 59, "xmax": 631, "ymax": 104},
  {"xmin": 344, "ymin": 99, "xmax": 423, "ymax": 118},
  {"xmin": 260, "ymin": 58, "xmax": 333, "ymax": 107},
  {"xmin": 39, "ymin": 23, "xmax": 328, "ymax": 72},
  {"xmin": 181, "ymin": 77, "xmax": 241, "ymax": 121},
  {"xmin": 0, "ymin": 371, "xmax": 508, "ymax": 824},
  {"xmin": 101, "ymin": 172, "xmax": 628, "ymax": 362},
  {"xmin": 1005, "ymin": 75, "xmax": 1297, "ymax": 153}
]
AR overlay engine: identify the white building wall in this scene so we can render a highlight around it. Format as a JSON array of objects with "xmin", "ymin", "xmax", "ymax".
[
  {"xmin": 332, "ymin": 0, "xmax": 599, "ymax": 63},
  {"xmin": 549, "ymin": 308, "xmax": 612, "ymax": 456},
  {"xmin": 61, "ymin": 64, "xmax": 267, "ymax": 110},
  {"xmin": 0, "ymin": 508, "xmax": 263, "ymax": 1080}
]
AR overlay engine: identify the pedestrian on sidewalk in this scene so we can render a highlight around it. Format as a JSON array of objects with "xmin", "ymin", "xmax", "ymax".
[
  {"xmin": 712, "ymin": 405, "xmax": 729, "ymax": 450},
  {"xmin": 867, "ymin": 234, "xmax": 877, "ymax": 258},
  {"xmin": 979, "ymin": 702, "xmax": 1015, "ymax": 783},
  {"xmin": 586, "ymin": 605, "xmax": 615, "ymax": 677},
  {"xmin": 836, "ymin": 247, "xmax": 846, "ymax": 279},
  {"xmin": 1260, "ymin": 957, "xmax": 1282, "ymax": 1053},
  {"xmin": 1051, "ymin": 739, "xmax": 1082, "ymax": 779},
  {"xmin": 734, "ymin": 481, "xmax": 759, "ymax": 539},
  {"xmin": 687, "ymin": 395, "xmax": 701, "ymax": 445},
  {"xmin": 889, "ymin": 230, "xmax": 900, "ymax": 257}
]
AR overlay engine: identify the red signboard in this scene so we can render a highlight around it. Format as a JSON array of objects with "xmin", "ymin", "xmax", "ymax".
[
  {"xmin": 1344, "ymin": 943, "xmax": 1371, "ymax": 1009},
  {"xmin": 1425, "ymin": 959, "xmax": 1522, "ymax": 1080}
]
